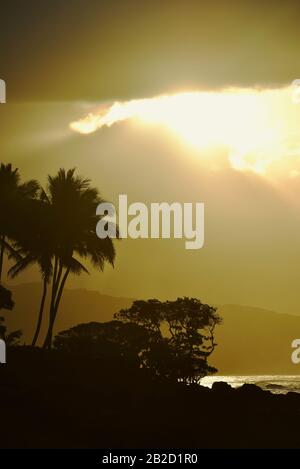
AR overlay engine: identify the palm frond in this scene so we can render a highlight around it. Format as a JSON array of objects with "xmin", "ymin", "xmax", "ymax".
[{"xmin": 8, "ymin": 254, "xmax": 36, "ymax": 279}]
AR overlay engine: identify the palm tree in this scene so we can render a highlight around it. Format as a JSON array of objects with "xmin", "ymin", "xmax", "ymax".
[
  {"xmin": 42, "ymin": 169, "xmax": 117, "ymax": 349},
  {"xmin": 0, "ymin": 163, "xmax": 39, "ymax": 281},
  {"xmin": 9, "ymin": 257, "xmax": 51, "ymax": 346},
  {"xmin": 8, "ymin": 196, "xmax": 53, "ymax": 345},
  {"xmin": 0, "ymin": 284, "xmax": 14, "ymax": 311}
]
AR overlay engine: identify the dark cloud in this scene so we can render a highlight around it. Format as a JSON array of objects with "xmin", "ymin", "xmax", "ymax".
[{"xmin": 1, "ymin": 0, "xmax": 300, "ymax": 101}]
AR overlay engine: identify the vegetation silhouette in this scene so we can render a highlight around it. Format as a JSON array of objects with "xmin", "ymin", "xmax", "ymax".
[
  {"xmin": 41, "ymin": 169, "xmax": 116, "ymax": 349},
  {"xmin": 8, "ymin": 191, "xmax": 52, "ymax": 345},
  {"xmin": 115, "ymin": 297, "xmax": 221, "ymax": 381},
  {"xmin": 0, "ymin": 285, "xmax": 21, "ymax": 345},
  {"xmin": 1, "ymin": 165, "xmax": 117, "ymax": 347},
  {"xmin": 0, "ymin": 284, "xmax": 14, "ymax": 311},
  {"xmin": 54, "ymin": 320, "xmax": 151, "ymax": 369},
  {"xmin": 53, "ymin": 297, "xmax": 221, "ymax": 382},
  {"xmin": 0, "ymin": 163, "xmax": 39, "ymax": 281}
]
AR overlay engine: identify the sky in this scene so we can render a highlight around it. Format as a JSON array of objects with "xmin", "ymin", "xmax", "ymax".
[
  {"xmin": 1, "ymin": 0, "xmax": 300, "ymax": 101},
  {"xmin": 1, "ymin": 1, "xmax": 300, "ymax": 314}
]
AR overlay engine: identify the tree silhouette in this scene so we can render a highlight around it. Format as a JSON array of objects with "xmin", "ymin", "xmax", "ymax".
[
  {"xmin": 0, "ymin": 285, "xmax": 21, "ymax": 345},
  {"xmin": 116, "ymin": 297, "xmax": 222, "ymax": 382},
  {"xmin": 42, "ymin": 169, "xmax": 117, "ymax": 349},
  {"xmin": 0, "ymin": 165, "xmax": 117, "ymax": 347},
  {"xmin": 0, "ymin": 163, "xmax": 39, "ymax": 281},
  {"xmin": 8, "ymin": 195, "xmax": 53, "ymax": 345},
  {"xmin": 0, "ymin": 284, "xmax": 14, "ymax": 311},
  {"xmin": 54, "ymin": 320, "xmax": 151, "ymax": 367}
]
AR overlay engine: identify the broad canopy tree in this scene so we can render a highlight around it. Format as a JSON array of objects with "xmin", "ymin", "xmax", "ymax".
[
  {"xmin": 54, "ymin": 297, "xmax": 222, "ymax": 382},
  {"xmin": 115, "ymin": 297, "xmax": 222, "ymax": 382},
  {"xmin": 54, "ymin": 320, "xmax": 152, "ymax": 368}
]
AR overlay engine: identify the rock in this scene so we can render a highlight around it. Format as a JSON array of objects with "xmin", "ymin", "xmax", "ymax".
[
  {"xmin": 236, "ymin": 383, "xmax": 266, "ymax": 396},
  {"xmin": 265, "ymin": 383, "xmax": 284, "ymax": 390},
  {"xmin": 211, "ymin": 381, "xmax": 233, "ymax": 393}
]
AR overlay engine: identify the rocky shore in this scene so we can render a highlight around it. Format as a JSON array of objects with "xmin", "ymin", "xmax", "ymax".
[{"xmin": 1, "ymin": 348, "xmax": 300, "ymax": 448}]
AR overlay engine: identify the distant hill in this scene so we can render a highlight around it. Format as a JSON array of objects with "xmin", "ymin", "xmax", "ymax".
[
  {"xmin": 2, "ymin": 282, "xmax": 134, "ymax": 345},
  {"xmin": 2, "ymin": 282, "xmax": 300, "ymax": 375},
  {"xmin": 213, "ymin": 304, "xmax": 300, "ymax": 375}
]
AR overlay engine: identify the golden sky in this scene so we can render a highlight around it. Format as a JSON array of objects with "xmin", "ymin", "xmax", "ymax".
[
  {"xmin": 2, "ymin": 93, "xmax": 300, "ymax": 315},
  {"xmin": 1, "ymin": 0, "xmax": 300, "ymax": 314},
  {"xmin": 1, "ymin": 1, "xmax": 300, "ymax": 101}
]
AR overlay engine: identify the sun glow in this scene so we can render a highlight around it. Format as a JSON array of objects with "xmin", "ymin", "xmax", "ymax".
[{"xmin": 70, "ymin": 86, "xmax": 300, "ymax": 177}]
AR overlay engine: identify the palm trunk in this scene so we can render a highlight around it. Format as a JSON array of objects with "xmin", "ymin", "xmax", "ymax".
[
  {"xmin": 0, "ymin": 235, "xmax": 6, "ymax": 282},
  {"xmin": 53, "ymin": 266, "xmax": 70, "ymax": 317},
  {"xmin": 42, "ymin": 258, "xmax": 60, "ymax": 349},
  {"xmin": 43, "ymin": 265, "xmax": 70, "ymax": 349},
  {"xmin": 31, "ymin": 277, "xmax": 47, "ymax": 346},
  {"xmin": 50, "ymin": 257, "xmax": 60, "ymax": 315}
]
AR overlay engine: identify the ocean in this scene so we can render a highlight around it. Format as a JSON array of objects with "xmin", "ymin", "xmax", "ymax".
[{"xmin": 200, "ymin": 375, "xmax": 300, "ymax": 394}]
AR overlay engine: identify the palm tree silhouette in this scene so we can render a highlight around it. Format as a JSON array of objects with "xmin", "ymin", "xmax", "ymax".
[
  {"xmin": 8, "ymin": 195, "xmax": 53, "ymax": 345},
  {"xmin": 42, "ymin": 169, "xmax": 117, "ymax": 349},
  {"xmin": 0, "ymin": 163, "xmax": 39, "ymax": 281}
]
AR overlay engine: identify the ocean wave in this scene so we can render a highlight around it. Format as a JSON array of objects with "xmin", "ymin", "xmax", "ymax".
[{"xmin": 200, "ymin": 375, "xmax": 300, "ymax": 394}]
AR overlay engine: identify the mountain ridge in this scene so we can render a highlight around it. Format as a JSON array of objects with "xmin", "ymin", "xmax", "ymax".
[{"xmin": 2, "ymin": 282, "xmax": 300, "ymax": 375}]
